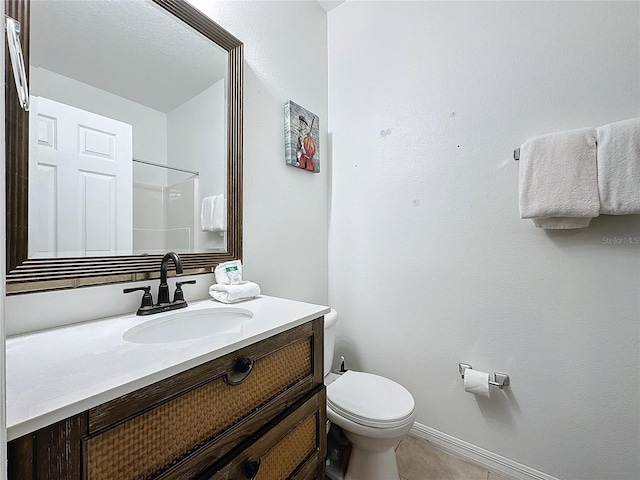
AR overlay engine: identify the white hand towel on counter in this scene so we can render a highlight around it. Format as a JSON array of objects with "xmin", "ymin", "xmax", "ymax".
[
  {"xmin": 519, "ymin": 127, "xmax": 599, "ymax": 229},
  {"xmin": 201, "ymin": 194, "xmax": 226, "ymax": 232},
  {"xmin": 209, "ymin": 281, "xmax": 261, "ymax": 304},
  {"xmin": 596, "ymin": 118, "xmax": 640, "ymax": 214}
]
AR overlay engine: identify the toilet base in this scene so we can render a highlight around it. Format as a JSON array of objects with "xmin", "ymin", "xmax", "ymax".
[
  {"xmin": 340, "ymin": 429, "xmax": 402, "ymax": 480},
  {"xmin": 344, "ymin": 443, "xmax": 400, "ymax": 480}
]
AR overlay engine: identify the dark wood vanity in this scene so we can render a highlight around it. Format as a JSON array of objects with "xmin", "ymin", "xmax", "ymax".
[{"xmin": 8, "ymin": 318, "xmax": 326, "ymax": 479}]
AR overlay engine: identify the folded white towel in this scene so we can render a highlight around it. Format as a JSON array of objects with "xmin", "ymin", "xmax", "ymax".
[
  {"xmin": 519, "ymin": 127, "xmax": 599, "ymax": 229},
  {"xmin": 531, "ymin": 217, "xmax": 592, "ymax": 229},
  {"xmin": 209, "ymin": 281, "xmax": 261, "ymax": 304},
  {"xmin": 596, "ymin": 118, "xmax": 640, "ymax": 215},
  {"xmin": 201, "ymin": 194, "xmax": 226, "ymax": 232}
]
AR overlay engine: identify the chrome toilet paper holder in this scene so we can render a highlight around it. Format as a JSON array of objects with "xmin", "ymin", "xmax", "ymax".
[{"xmin": 459, "ymin": 363, "xmax": 510, "ymax": 389}]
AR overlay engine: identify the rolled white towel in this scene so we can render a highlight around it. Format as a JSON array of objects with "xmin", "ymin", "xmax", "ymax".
[{"xmin": 209, "ymin": 281, "xmax": 260, "ymax": 304}]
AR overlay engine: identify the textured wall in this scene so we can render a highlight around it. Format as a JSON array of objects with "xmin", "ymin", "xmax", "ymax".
[
  {"xmin": 327, "ymin": 2, "xmax": 640, "ymax": 479},
  {"xmin": 167, "ymin": 80, "xmax": 226, "ymax": 252},
  {"xmin": 192, "ymin": 0, "xmax": 329, "ymax": 305}
]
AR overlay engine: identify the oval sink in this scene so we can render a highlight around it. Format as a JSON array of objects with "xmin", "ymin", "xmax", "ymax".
[{"xmin": 123, "ymin": 307, "xmax": 253, "ymax": 344}]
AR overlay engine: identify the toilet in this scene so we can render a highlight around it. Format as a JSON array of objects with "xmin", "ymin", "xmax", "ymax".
[{"xmin": 324, "ymin": 309, "xmax": 416, "ymax": 480}]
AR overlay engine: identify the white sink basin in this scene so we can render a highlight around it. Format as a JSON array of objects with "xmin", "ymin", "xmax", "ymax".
[{"xmin": 123, "ymin": 307, "xmax": 253, "ymax": 344}]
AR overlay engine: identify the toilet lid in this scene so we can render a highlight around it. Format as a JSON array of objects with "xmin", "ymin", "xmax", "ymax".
[{"xmin": 327, "ymin": 370, "xmax": 415, "ymax": 428}]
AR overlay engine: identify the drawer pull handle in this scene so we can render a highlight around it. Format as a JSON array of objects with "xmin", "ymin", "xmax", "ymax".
[
  {"xmin": 236, "ymin": 357, "xmax": 253, "ymax": 373},
  {"xmin": 244, "ymin": 460, "xmax": 260, "ymax": 479},
  {"xmin": 224, "ymin": 357, "xmax": 255, "ymax": 385}
]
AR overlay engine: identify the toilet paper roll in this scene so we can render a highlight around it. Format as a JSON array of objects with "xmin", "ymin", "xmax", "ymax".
[{"xmin": 464, "ymin": 369, "xmax": 490, "ymax": 398}]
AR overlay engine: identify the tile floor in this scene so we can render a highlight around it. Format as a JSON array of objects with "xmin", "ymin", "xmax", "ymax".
[
  {"xmin": 326, "ymin": 433, "xmax": 509, "ymax": 480},
  {"xmin": 396, "ymin": 435, "xmax": 508, "ymax": 480}
]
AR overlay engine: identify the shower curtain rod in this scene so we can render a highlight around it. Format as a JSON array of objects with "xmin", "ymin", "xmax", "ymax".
[{"xmin": 133, "ymin": 158, "xmax": 199, "ymax": 176}]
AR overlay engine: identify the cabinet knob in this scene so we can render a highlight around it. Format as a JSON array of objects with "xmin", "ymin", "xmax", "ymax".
[
  {"xmin": 243, "ymin": 460, "xmax": 260, "ymax": 479},
  {"xmin": 236, "ymin": 357, "xmax": 253, "ymax": 373},
  {"xmin": 223, "ymin": 357, "xmax": 255, "ymax": 385}
]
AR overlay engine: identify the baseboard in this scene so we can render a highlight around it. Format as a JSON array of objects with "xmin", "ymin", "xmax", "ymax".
[{"xmin": 410, "ymin": 422, "xmax": 560, "ymax": 480}]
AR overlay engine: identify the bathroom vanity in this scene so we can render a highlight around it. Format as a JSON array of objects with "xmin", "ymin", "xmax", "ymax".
[{"xmin": 6, "ymin": 296, "xmax": 329, "ymax": 479}]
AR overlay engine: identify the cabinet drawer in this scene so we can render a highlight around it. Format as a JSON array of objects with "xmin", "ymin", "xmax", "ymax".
[
  {"xmin": 202, "ymin": 388, "xmax": 326, "ymax": 480},
  {"xmin": 83, "ymin": 320, "xmax": 323, "ymax": 480}
]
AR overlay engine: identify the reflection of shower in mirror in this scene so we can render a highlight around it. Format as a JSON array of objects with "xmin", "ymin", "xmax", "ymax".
[{"xmin": 133, "ymin": 173, "xmax": 203, "ymax": 255}]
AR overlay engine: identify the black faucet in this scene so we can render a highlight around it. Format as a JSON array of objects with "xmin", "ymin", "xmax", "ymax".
[
  {"xmin": 157, "ymin": 252, "xmax": 183, "ymax": 305},
  {"xmin": 124, "ymin": 252, "xmax": 196, "ymax": 315}
]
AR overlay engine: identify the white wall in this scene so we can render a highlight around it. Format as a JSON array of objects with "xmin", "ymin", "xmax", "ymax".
[
  {"xmin": 328, "ymin": 2, "xmax": 640, "ymax": 480},
  {"xmin": 188, "ymin": 0, "xmax": 329, "ymax": 304},
  {"xmin": 5, "ymin": 0, "xmax": 329, "ymax": 334},
  {"xmin": 167, "ymin": 79, "xmax": 226, "ymax": 251}
]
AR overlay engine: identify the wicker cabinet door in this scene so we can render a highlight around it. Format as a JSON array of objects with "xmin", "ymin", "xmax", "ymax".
[
  {"xmin": 202, "ymin": 388, "xmax": 326, "ymax": 480},
  {"xmin": 84, "ymin": 327, "xmax": 319, "ymax": 480}
]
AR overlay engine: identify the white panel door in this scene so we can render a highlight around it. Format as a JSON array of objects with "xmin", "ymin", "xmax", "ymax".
[{"xmin": 28, "ymin": 96, "xmax": 133, "ymax": 257}]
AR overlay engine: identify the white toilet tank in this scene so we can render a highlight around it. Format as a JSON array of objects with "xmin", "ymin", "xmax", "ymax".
[{"xmin": 324, "ymin": 309, "xmax": 338, "ymax": 376}]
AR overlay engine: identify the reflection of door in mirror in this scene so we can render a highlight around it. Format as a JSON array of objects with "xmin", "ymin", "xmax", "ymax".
[
  {"xmin": 29, "ymin": 96, "xmax": 133, "ymax": 258},
  {"xmin": 28, "ymin": 92, "xmax": 220, "ymax": 257},
  {"xmin": 28, "ymin": 0, "xmax": 229, "ymax": 258}
]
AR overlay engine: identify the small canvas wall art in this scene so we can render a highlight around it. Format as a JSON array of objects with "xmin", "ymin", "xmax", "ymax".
[{"xmin": 284, "ymin": 100, "xmax": 320, "ymax": 173}]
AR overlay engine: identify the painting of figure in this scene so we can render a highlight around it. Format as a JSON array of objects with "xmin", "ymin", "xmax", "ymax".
[{"xmin": 285, "ymin": 100, "xmax": 320, "ymax": 173}]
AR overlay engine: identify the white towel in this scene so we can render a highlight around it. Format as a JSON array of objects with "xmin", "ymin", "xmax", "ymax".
[
  {"xmin": 209, "ymin": 281, "xmax": 261, "ymax": 304},
  {"xmin": 200, "ymin": 196, "xmax": 215, "ymax": 231},
  {"xmin": 596, "ymin": 118, "xmax": 640, "ymax": 215},
  {"xmin": 519, "ymin": 128, "xmax": 599, "ymax": 229},
  {"xmin": 531, "ymin": 217, "xmax": 592, "ymax": 229},
  {"xmin": 201, "ymin": 194, "xmax": 226, "ymax": 232}
]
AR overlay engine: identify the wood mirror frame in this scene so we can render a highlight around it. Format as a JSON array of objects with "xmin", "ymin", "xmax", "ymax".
[{"xmin": 5, "ymin": 0, "xmax": 243, "ymax": 294}]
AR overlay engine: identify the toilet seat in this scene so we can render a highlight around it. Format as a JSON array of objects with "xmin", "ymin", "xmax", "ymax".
[{"xmin": 327, "ymin": 370, "xmax": 415, "ymax": 429}]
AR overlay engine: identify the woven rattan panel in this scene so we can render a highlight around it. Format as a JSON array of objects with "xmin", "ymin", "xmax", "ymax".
[
  {"xmin": 256, "ymin": 412, "xmax": 317, "ymax": 480},
  {"xmin": 85, "ymin": 337, "xmax": 312, "ymax": 480}
]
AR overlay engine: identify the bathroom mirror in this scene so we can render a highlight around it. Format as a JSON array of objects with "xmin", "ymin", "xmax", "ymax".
[{"xmin": 5, "ymin": 0, "xmax": 243, "ymax": 293}]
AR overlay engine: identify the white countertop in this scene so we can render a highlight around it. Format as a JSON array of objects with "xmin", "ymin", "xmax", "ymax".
[{"xmin": 6, "ymin": 295, "xmax": 330, "ymax": 441}]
